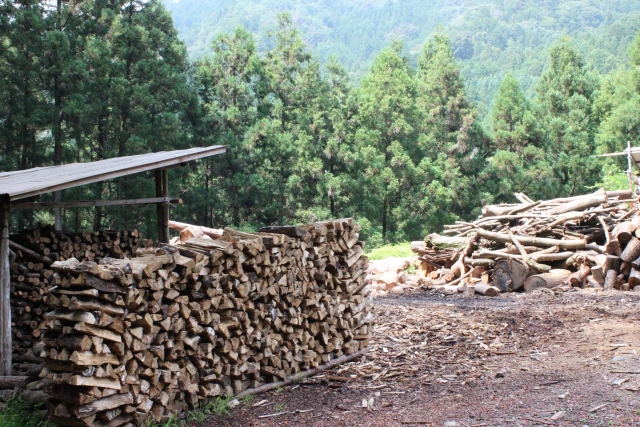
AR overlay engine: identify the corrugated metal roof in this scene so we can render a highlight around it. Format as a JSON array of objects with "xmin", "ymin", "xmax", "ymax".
[{"xmin": 0, "ymin": 146, "xmax": 226, "ymax": 201}]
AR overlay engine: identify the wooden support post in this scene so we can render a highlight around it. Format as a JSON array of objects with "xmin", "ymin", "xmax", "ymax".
[
  {"xmin": 628, "ymin": 141, "xmax": 634, "ymax": 195},
  {"xmin": 0, "ymin": 195, "xmax": 11, "ymax": 376},
  {"xmin": 155, "ymin": 170, "xmax": 170, "ymax": 243}
]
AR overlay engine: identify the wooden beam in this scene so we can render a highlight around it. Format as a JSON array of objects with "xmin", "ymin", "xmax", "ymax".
[
  {"xmin": 155, "ymin": 170, "xmax": 170, "ymax": 243},
  {"xmin": 0, "ymin": 194, "xmax": 10, "ymax": 376},
  {"xmin": 12, "ymin": 197, "xmax": 182, "ymax": 210}
]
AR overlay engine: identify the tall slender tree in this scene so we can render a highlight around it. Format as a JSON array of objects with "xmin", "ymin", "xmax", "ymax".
[
  {"xmin": 535, "ymin": 36, "xmax": 600, "ymax": 196},
  {"xmin": 355, "ymin": 40, "xmax": 421, "ymax": 242}
]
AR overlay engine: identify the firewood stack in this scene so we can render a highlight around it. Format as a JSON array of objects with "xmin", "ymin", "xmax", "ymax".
[
  {"xmin": 9, "ymin": 228, "xmax": 147, "ymax": 376},
  {"xmin": 12, "ymin": 226, "xmax": 145, "ymax": 262},
  {"xmin": 412, "ymin": 190, "xmax": 640, "ymax": 295},
  {"xmin": 36, "ymin": 218, "xmax": 370, "ymax": 426}
]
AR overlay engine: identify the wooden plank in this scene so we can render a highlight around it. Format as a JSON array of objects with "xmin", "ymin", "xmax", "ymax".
[
  {"xmin": 12, "ymin": 197, "xmax": 182, "ymax": 209},
  {"xmin": 0, "ymin": 146, "xmax": 225, "ymax": 201},
  {"xmin": 0, "ymin": 195, "xmax": 10, "ymax": 376}
]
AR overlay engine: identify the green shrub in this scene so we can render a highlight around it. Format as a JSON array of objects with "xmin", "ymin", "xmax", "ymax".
[{"xmin": 0, "ymin": 397, "xmax": 52, "ymax": 427}]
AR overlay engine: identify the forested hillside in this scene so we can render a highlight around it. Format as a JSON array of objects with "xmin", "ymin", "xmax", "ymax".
[
  {"xmin": 163, "ymin": 0, "xmax": 640, "ymax": 114},
  {"xmin": 1, "ymin": 1, "xmax": 640, "ymax": 248}
]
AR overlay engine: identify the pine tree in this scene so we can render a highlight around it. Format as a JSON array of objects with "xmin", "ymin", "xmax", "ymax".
[
  {"xmin": 596, "ymin": 31, "xmax": 640, "ymax": 157},
  {"xmin": 491, "ymin": 74, "xmax": 541, "ymax": 153},
  {"xmin": 355, "ymin": 40, "xmax": 421, "ymax": 242},
  {"xmin": 535, "ymin": 36, "xmax": 600, "ymax": 196},
  {"xmin": 194, "ymin": 27, "xmax": 268, "ymax": 228},
  {"xmin": 481, "ymin": 73, "xmax": 554, "ymax": 203},
  {"xmin": 415, "ymin": 32, "xmax": 487, "ymax": 229}
]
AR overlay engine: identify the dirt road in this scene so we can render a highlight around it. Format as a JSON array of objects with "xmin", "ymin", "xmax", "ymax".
[{"xmin": 200, "ymin": 289, "xmax": 640, "ymax": 427}]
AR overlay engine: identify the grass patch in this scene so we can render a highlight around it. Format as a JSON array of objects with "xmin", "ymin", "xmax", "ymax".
[
  {"xmin": 0, "ymin": 397, "xmax": 53, "ymax": 427},
  {"xmin": 366, "ymin": 242, "xmax": 413, "ymax": 260},
  {"xmin": 151, "ymin": 396, "xmax": 239, "ymax": 427}
]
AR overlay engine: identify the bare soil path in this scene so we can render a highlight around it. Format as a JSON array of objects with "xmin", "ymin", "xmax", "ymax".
[{"xmin": 199, "ymin": 289, "xmax": 640, "ymax": 427}]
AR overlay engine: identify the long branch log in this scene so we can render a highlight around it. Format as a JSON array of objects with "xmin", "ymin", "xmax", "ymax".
[
  {"xmin": 0, "ymin": 376, "xmax": 27, "ymax": 390},
  {"xmin": 551, "ymin": 194, "xmax": 607, "ymax": 215},
  {"xmin": 9, "ymin": 240, "xmax": 53, "ymax": 265},
  {"xmin": 235, "ymin": 348, "xmax": 369, "ymax": 400},
  {"xmin": 476, "ymin": 228, "xmax": 587, "ymax": 250}
]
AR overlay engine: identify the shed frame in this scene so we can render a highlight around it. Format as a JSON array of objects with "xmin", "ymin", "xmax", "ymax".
[{"xmin": 0, "ymin": 145, "xmax": 226, "ymax": 376}]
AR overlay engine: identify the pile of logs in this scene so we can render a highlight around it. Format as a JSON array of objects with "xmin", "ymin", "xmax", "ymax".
[
  {"xmin": 9, "ymin": 228, "xmax": 146, "ymax": 375},
  {"xmin": 412, "ymin": 190, "xmax": 640, "ymax": 295},
  {"xmin": 12, "ymin": 226, "xmax": 145, "ymax": 262},
  {"xmin": 36, "ymin": 219, "xmax": 370, "ymax": 426}
]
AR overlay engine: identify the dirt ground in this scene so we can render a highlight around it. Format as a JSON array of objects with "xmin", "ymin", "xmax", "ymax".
[{"xmin": 199, "ymin": 288, "xmax": 640, "ymax": 427}]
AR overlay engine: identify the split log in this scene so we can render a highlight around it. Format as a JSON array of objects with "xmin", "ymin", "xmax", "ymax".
[
  {"xmin": 523, "ymin": 269, "xmax": 572, "ymax": 292},
  {"xmin": 168, "ymin": 220, "xmax": 223, "ymax": 239}
]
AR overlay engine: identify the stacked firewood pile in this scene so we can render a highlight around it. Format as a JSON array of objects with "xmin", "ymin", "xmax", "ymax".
[
  {"xmin": 9, "ymin": 228, "xmax": 146, "ymax": 375},
  {"xmin": 412, "ymin": 190, "xmax": 640, "ymax": 295},
  {"xmin": 36, "ymin": 219, "xmax": 370, "ymax": 426},
  {"xmin": 12, "ymin": 226, "xmax": 144, "ymax": 262}
]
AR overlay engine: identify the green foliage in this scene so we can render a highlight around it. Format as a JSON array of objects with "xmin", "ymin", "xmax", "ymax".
[
  {"xmin": 162, "ymin": 0, "xmax": 640, "ymax": 113},
  {"xmin": 150, "ymin": 396, "xmax": 236, "ymax": 427},
  {"xmin": 366, "ymin": 242, "xmax": 413, "ymax": 260},
  {"xmin": 0, "ymin": 397, "xmax": 53, "ymax": 427},
  {"xmin": 1, "ymin": 0, "xmax": 639, "ymax": 252},
  {"xmin": 0, "ymin": 0, "xmax": 196, "ymax": 237},
  {"xmin": 535, "ymin": 36, "xmax": 601, "ymax": 197}
]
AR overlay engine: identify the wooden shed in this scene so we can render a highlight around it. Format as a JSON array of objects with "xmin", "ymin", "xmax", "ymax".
[{"xmin": 0, "ymin": 145, "xmax": 226, "ymax": 376}]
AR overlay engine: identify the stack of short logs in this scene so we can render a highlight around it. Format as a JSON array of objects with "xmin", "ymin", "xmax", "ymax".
[
  {"xmin": 412, "ymin": 190, "xmax": 640, "ymax": 295},
  {"xmin": 35, "ymin": 219, "xmax": 370, "ymax": 426},
  {"xmin": 9, "ymin": 228, "xmax": 147, "ymax": 375}
]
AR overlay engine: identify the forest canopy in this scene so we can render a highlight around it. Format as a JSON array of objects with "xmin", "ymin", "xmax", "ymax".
[{"xmin": 1, "ymin": 0, "xmax": 639, "ymax": 247}]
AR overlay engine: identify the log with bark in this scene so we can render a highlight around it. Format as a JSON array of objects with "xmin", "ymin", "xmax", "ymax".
[
  {"xmin": 524, "ymin": 269, "xmax": 572, "ymax": 292},
  {"xmin": 412, "ymin": 189, "xmax": 639, "ymax": 295}
]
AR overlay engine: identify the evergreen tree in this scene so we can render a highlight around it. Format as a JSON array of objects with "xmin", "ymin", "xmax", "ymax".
[
  {"xmin": 535, "ymin": 36, "xmax": 600, "ymax": 196},
  {"xmin": 194, "ymin": 27, "xmax": 268, "ymax": 227},
  {"xmin": 491, "ymin": 74, "xmax": 541, "ymax": 153},
  {"xmin": 481, "ymin": 73, "xmax": 554, "ymax": 203},
  {"xmin": 355, "ymin": 40, "xmax": 421, "ymax": 242},
  {"xmin": 596, "ymin": 31, "xmax": 640, "ymax": 158},
  {"xmin": 415, "ymin": 33, "xmax": 487, "ymax": 228}
]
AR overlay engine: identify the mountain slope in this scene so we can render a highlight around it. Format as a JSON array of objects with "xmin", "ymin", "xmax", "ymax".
[{"xmin": 162, "ymin": 0, "xmax": 640, "ymax": 114}]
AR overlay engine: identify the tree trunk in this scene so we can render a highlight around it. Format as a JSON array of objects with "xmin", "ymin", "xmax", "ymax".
[
  {"xmin": 474, "ymin": 283, "xmax": 500, "ymax": 297},
  {"xmin": 621, "ymin": 237, "xmax": 640, "ymax": 262},
  {"xmin": 523, "ymin": 269, "xmax": 572, "ymax": 292},
  {"xmin": 492, "ymin": 258, "xmax": 532, "ymax": 292},
  {"xmin": 629, "ymin": 269, "xmax": 640, "ymax": 289}
]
